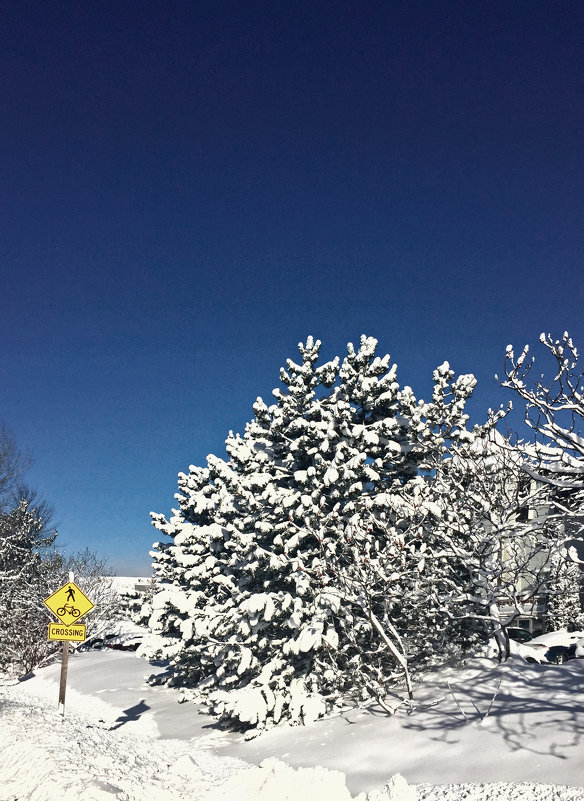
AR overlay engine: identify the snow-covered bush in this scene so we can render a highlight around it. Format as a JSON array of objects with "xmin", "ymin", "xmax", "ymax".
[
  {"xmin": 56, "ymin": 549, "xmax": 123, "ymax": 641},
  {"xmin": 119, "ymin": 576, "xmax": 157, "ymax": 627}
]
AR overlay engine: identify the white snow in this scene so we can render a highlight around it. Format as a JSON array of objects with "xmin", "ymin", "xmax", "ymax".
[{"xmin": 3, "ymin": 649, "xmax": 584, "ymax": 800}]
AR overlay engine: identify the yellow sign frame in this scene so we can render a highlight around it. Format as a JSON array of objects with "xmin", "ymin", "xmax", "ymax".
[{"xmin": 44, "ymin": 581, "xmax": 95, "ymax": 626}]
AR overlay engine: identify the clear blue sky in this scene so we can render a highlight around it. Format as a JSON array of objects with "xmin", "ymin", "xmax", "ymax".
[{"xmin": 1, "ymin": 1, "xmax": 583, "ymax": 575}]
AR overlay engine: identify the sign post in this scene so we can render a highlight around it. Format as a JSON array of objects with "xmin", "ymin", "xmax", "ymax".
[
  {"xmin": 58, "ymin": 640, "xmax": 69, "ymax": 711},
  {"xmin": 44, "ymin": 575, "xmax": 95, "ymax": 715}
]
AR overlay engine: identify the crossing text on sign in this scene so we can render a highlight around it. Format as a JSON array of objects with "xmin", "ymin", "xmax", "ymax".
[{"xmin": 47, "ymin": 623, "xmax": 87, "ymax": 642}]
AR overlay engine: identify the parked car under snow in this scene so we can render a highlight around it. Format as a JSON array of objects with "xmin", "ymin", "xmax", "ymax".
[{"xmin": 522, "ymin": 630, "xmax": 584, "ymax": 665}]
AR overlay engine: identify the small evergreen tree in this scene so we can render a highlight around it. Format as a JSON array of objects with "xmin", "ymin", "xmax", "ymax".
[
  {"xmin": 546, "ymin": 550, "xmax": 584, "ymax": 631},
  {"xmin": 0, "ymin": 425, "xmax": 117, "ymax": 674},
  {"xmin": 0, "ymin": 500, "xmax": 57, "ymax": 674}
]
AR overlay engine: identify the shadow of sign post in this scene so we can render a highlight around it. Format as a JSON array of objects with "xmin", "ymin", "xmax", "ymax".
[{"xmin": 110, "ymin": 700, "xmax": 151, "ymax": 730}]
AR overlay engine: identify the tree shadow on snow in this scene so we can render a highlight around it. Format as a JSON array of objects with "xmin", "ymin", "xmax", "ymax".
[
  {"xmin": 399, "ymin": 657, "xmax": 584, "ymax": 760},
  {"xmin": 16, "ymin": 671, "xmax": 37, "ymax": 683}
]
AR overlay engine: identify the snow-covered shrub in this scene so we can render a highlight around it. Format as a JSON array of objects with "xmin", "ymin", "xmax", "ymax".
[
  {"xmin": 56, "ymin": 548, "xmax": 123, "ymax": 642},
  {"xmin": 500, "ymin": 333, "xmax": 584, "ymax": 641},
  {"xmin": 119, "ymin": 576, "xmax": 157, "ymax": 627}
]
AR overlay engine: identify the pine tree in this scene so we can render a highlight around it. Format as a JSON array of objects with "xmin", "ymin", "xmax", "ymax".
[
  {"xmin": 546, "ymin": 549, "xmax": 584, "ymax": 631},
  {"xmin": 0, "ymin": 500, "xmax": 57, "ymax": 674},
  {"xmin": 145, "ymin": 337, "xmax": 483, "ymax": 731},
  {"xmin": 0, "ymin": 426, "xmax": 115, "ymax": 675}
]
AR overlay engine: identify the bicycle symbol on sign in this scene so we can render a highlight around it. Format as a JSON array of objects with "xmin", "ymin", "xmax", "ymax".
[{"xmin": 56, "ymin": 603, "xmax": 81, "ymax": 618}]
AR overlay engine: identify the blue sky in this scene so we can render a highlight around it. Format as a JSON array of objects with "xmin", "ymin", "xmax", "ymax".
[{"xmin": 1, "ymin": 1, "xmax": 583, "ymax": 575}]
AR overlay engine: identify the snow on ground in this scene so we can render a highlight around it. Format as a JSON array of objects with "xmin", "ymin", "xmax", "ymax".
[
  {"xmin": 0, "ymin": 681, "xmax": 245, "ymax": 801},
  {"xmin": 3, "ymin": 648, "xmax": 584, "ymax": 800}
]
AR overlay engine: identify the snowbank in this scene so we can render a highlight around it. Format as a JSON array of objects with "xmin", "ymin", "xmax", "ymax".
[
  {"xmin": 204, "ymin": 758, "xmax": 414, "ymax": 801},
  {"xmin": 0, "ymin": 681, "xmax": 246, "ymax": 801},
  {"xmin": 4, "ymin": 649, "xmax": 584, "ymax": 800}
]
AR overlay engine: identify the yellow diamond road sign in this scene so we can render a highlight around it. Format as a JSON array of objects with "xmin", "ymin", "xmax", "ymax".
[{"xmin": 44, "ymin": 582, "xmax": 95, "ymax": 626}]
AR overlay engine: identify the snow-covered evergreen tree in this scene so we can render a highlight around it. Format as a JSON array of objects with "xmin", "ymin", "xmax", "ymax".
[
  {"xmin": 0, "ymin": 500, "xmax": 57, "ymax": 674},
  {"xmin": 0, "ymin": 425, "xmax": 119, "ymax": 675},
  {"xmin": 546, "ymin": 549, "xmax": 584, "ymax": 631},
  {"xmin": 144, "ymin": 336, "xmax": 487, "ymax": 732}
]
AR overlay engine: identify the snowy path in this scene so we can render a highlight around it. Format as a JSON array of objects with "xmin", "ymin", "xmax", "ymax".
[
  {"xmin": 4, "ymin": 650, "xmax": 584, "ymax": 799},
  {"xmin": 23, "ymin": 649, "xmax": 223, "ymax": 741}
]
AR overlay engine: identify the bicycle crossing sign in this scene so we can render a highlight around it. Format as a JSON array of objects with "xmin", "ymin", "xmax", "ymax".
[{"xmin": 44, "ymin": 581, "xmax": 95, "ymax": 626}]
